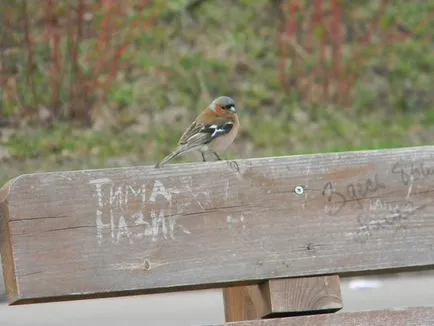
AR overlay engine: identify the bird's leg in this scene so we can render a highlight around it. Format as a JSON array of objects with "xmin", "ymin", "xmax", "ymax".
[
  {"xmin": 201, "ymin": 152, "xmax": 207, "ymax": 162},
  {"xmin": 213, "ymin": 151, "xmax": 222, "ymax": 160}
]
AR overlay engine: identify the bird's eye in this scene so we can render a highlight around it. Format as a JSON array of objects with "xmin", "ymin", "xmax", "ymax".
[{"xmin": 225, "ymin": 104, "xmax": 236, "ymax": 112}]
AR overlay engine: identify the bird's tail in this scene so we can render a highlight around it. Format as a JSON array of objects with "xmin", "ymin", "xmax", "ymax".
[{"xmin": 155, "ymin": 146, "xmax": 186, "ymax": 168}]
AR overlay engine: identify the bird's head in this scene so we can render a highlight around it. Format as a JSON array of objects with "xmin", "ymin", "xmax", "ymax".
[{"xmin": 209, "ymin": 96, "xmax": 236, "ymax": 116}]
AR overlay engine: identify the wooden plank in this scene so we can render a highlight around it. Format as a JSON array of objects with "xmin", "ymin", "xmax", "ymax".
[
  {"xmin": 212, "ymin": 307, "xmax": 434, "ymax": 325},
  {"xmin": 1, "ymin": 146, "xmax": 434, "ymax": 303},
  {"xmin": 223, "ymin": 275, "xmax": 342, "ymax": 322}
]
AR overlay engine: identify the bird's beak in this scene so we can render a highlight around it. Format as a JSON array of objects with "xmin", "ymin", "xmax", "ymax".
[{"xmin": 229, "ymin": 105, "xmax": 236, "ymax": 113}]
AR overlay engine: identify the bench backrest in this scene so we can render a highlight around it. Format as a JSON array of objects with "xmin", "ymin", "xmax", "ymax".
[{"xmin": 1, "ymin": 146, "xmax": 434, "ymax": 307}]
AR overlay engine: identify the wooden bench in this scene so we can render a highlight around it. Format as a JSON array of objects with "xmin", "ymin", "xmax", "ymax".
[{"xmin": 1, "ymin": 146, "xmax": 434, "ymax": 325}]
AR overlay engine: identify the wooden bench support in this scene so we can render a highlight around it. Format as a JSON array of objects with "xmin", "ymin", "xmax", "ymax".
[{"xmin": 223, "ymin": 275, "xmax": 342, "ymax": 322}]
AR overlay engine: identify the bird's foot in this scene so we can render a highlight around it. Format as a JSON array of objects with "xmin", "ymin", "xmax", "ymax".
[{"xmin": 213, "ymin": 152, "xmax": 222, "ymax": 160}]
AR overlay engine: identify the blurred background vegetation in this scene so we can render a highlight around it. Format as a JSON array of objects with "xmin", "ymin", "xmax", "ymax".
[{"xmin": 0, "ymin": 0, "xmax": 433, "ymax": 184}]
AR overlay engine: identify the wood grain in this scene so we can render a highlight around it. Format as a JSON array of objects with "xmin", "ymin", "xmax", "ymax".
[
  {"xmin": 223, "ymin": 284, "xmax": 270, "ymax": 321},
  {"xmin": 212, "ymin": 307, "xmax": 434, "ymax": 326},
  {"xmin": 1, "ymin": 146, "xmax": 434, "ymax": 303},
  {"xmin": 223, "ymin": 276, "xmax": 342, "ymax": 322}
]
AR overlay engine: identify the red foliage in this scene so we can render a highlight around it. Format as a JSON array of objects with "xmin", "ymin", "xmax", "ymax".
[
  {"xmin": 277, "ymin": 0, "xmax": 413, "ymax": 106},
  {"xmin": 3, "ymin": 0, "xmax": 157, "ymax": 125}
]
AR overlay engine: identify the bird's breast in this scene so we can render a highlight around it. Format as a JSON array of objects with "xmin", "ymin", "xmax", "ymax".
[{"xmin": 209, "ymin": 122, "xmax": 239, "ymax": 152}]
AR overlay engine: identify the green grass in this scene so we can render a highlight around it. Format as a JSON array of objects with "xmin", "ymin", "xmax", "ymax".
[{"xmin": 2, "ymin": 109, "xmax": 432, "ymax": 186}]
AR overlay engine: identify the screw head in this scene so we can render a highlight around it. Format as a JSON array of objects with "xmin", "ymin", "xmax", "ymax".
[{"xmin": 294, "ymin": 185, "xmax": 304, "ymax": 195}]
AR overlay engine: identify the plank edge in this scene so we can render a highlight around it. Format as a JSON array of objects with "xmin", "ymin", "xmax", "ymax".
[
  {"xmin": 211, "ymin": 307, "xmax": 434, "ymax": 325},
  {"xmin": 3, "ymin": 145, "xmax": 434, "ymax": 183},
  {"xmin": 0, "ymin": 183, "xmax": 19, "ymax": 303}
]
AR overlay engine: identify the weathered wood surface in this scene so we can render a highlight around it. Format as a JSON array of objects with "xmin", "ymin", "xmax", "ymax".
[
  {"xmin": 223, "ymin": 276, "xmax": 342, "ymax": 321},
  {"xmin": 213, "ymin": 307, "xmax": 434, "ymax": 326},
  {"xmin": 1, "ymin": 146, "xmax": 434, "ymax": 303}
]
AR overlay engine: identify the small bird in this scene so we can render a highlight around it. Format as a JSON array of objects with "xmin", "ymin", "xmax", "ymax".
[{"xmin": 155, "ymin": 96, "xmax": 240, "ymax": 168}]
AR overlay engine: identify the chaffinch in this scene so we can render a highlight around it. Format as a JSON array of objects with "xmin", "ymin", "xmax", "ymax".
[{"xmin": 155, "ymin": 96, "xmax": 240, "ymax": 167}]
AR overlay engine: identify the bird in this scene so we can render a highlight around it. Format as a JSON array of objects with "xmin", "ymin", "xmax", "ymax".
[{"xmin": 155, "ymin": 96, "xmax": 240, "ymax": 168}]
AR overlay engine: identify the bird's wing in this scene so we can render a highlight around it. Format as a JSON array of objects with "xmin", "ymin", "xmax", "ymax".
[
  {"xmin": 178, "ymin": 121, "xmax": 203, "ymax": 145},
  {"xmin": 178, "ymin": 119, "xmax": 234, "ymax": 148}
]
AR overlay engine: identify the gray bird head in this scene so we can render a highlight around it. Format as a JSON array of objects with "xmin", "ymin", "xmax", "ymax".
[{"xmin": 209, "ymin": 96, "xmax": 236, "ymax": 113}]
